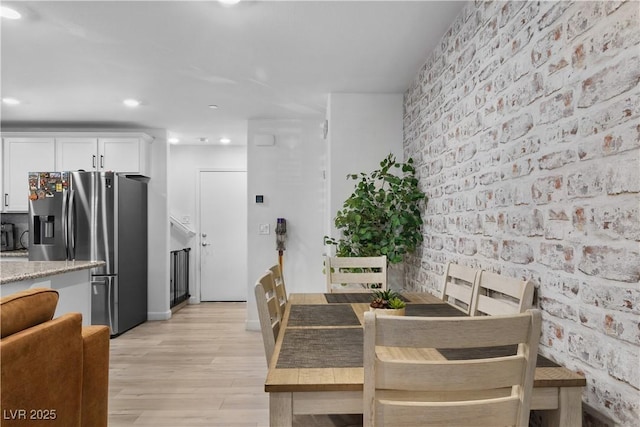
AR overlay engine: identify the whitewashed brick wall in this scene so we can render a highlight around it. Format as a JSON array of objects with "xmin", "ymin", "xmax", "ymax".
[{"xmin": 403, "ymin": 1, "xmax": 639, "ymax": 425}]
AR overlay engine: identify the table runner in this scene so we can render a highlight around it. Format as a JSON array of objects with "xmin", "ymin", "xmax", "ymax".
[
  {"xmin": 438, "ymin": 345, "xmax": 560, "ymax": 368},
  {"xmin": 405, "ymin": 303, "xmax": 467, "ymax": 317},
  {"xmin": 276, "ymin": 328, "xmax": 363, "ymax": 368},
  {"xmin": 288, "ymin": 304, "xmax": 360, "ymax": 327}
]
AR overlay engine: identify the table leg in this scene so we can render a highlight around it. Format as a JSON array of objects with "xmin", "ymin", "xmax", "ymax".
[
  {"xmin": 270, "ymin": 392, "xmax": 293, "ymax": 427},
  {"xmin": 543, "ymin": 387, "xmax": 583, "ymax": 427}
]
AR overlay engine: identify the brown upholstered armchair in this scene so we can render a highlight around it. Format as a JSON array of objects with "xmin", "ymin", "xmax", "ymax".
[{"xmin": 0, "ymin": 288, "xmax": 110, "ymax": 427}]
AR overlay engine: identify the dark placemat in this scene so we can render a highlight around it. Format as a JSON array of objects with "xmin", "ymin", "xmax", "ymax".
[
  {"xmin": 324, "ymin": 293, "xmax": 409, "ymax": 304},
  {"xmin": 288, "ymin": 304, "xmax": 360, "ymax": 327},
  {"xmin": 405, "ymin": 303, "xmax": 467, "ymax": 317},
  {"xmin": 439, "ymin": 345, "xmax": 560, "ymax": 368},
  {"xmin": 276, "ymin": 328, "xmax": 363, "ymax": 368}
]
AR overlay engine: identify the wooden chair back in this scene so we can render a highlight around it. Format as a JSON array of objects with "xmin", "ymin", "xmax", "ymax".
[
  {"xmin": 254, "ymin": 271, "xmax": 281, "ymax": 365},
  {"xmin": 325, "ymin": 255, "xmax": 387, "ymax": 293},
  {"xmin": 440, "ymin": 262, "xmax": 479, "ymax": 315},
  {"xmin": 267, "ymin": 264, "xmax": 287, "ymax": 315},
  {"xmin": 363, "ymin": 309, "xmax": 542, "ymax": 427},
  {"xmin": 471, "ymin": 270, "xmax": 534, "ymax": 316}
]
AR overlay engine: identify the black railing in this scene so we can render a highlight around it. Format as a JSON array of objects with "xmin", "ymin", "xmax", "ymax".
[{"xmin": 170, "ymin": 248, "xmax": 191, "ymax": 308}]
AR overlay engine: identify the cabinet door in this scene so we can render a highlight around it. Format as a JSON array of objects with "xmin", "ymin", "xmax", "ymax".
[
  {"xmin": 3, "ymin": 137, "xmax": 56, "ymax": 212},
  {"xmin": 55, "ymin": 137, "xmax": 98, "ymax": 171},
  {"xmin": 98, "ymin": 138, "xmax": 143, "ymax": 173}
]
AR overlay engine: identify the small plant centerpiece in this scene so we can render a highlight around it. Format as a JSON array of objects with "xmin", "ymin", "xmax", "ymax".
[{"xmin": 369, "ymin": 289, "xmax": 406, "ymax": 316}]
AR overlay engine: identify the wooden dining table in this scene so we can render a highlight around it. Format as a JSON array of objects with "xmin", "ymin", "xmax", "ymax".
[{"xmin": 265, "ymin": 292, "xmax": 586, "ymax": 427}]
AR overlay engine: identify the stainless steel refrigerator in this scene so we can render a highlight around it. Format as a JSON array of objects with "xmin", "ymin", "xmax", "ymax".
[{"xmin": 28, "ymin": 171, "xmax": 148, "ymax": 336}]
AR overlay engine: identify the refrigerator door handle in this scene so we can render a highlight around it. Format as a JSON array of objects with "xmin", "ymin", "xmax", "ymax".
[
  {"xmin": 106, "ymin": 277, "xmax": 115, "ymax": 333},
  {"xmin": 62, "ymin": 189, "xmax": 69, "ymax": 259},
  {"xmin": 68, "ymin": 189, "xmax": 76, "ymax": 260}
]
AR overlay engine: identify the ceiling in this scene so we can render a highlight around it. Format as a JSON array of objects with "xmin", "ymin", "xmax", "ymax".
[{"xmin": 1, "ymin": 1, "xmax": 464, "ymax": 146}]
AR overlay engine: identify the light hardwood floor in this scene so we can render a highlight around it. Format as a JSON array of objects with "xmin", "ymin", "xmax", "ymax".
[{"xmin": 108, "ymin": 302, "xmax": 361, "ymax": 427}]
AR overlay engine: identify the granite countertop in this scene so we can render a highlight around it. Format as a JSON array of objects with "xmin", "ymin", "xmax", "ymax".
[
  {"xmin": 0, "ymin": 249, "xmax": 29, "ymax": 257},
  {"xmin": 0, "ymin": 260, "xmax": 106, "ymax": 285}
]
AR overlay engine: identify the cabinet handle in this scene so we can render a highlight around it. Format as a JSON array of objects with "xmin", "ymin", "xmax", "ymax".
[
  {"xmin": 4, "ymin": 194, "xmax": 8, "ymax": 207},
  {"xmin": 92, "ymin": 155, "xmax": 96, "ymax": 168},
  {"xmin": 100, "ymin": 155, "xmax": 104, "ymax": 169}
]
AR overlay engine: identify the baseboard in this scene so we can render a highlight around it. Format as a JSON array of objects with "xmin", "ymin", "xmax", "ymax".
[
  {"xmin": 171, "ymin": 300, "xmax": 188, "ymax": 314},
  {"xmin": 147, "ymin": 310, "xmax": 172, "ymax": 321},
  {"xmin": 245, "ymin": 319, "xmax": 260, "ymax": 331}
]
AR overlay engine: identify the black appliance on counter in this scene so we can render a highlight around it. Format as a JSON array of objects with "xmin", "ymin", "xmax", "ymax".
[{"xmin": 1, "ymin": 223, "xmax": 16, "ymax": 251}]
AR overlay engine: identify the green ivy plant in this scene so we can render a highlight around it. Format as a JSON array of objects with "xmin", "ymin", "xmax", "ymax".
[{"xmin": 324, "ymin": 154, "xmax": 427, "ymax": 264}]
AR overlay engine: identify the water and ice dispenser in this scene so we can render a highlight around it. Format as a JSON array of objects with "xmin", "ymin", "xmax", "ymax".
[{"xmin": 33, "ymin": 215, "xmax": 56, "ymax": 245}]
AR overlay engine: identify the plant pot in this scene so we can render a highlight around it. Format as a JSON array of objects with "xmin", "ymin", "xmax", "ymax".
[{"xmin": 369, "ymin": 306, "xmax": 405, "ymax": 316}]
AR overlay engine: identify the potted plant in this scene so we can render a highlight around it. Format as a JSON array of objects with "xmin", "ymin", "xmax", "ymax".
[
  {"xmin": 324, "ymin": 154, "xmax": 426, "ymax": 264},
  {"xmin": 369, "ymin": 289, "xmax": 406, "ymax": 316}
]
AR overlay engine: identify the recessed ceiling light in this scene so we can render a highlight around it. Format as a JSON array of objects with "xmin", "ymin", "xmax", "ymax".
[
  {"xmin": 219, "ymin": 137, "xmax": 231, "ymax": 144},
  {"xmin": 218, "ymin": 0, "xmax": 241, "ymax": 6},
  {"xmin": 2, "ymin": 97, "xmax": 20, "ymax": 105},
  {"xmin": 0, "ymin": 6, "xmax": 21, "ymax": 20},
  {"xmin": 208, "ymin": 104, "xmax": 219, "ymax": 109},
  {"xmin": 123, "ymin": 99, "xmax": 140, "ymax": 107},
  {"xmin": 168, "ymin": 138, "xmax": 180, "ymax": 144}
]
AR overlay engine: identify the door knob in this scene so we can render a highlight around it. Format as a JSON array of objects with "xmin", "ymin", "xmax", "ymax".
[{"xmin": 202, "ymin": 242, "xmax": 209, "ymax": 247}]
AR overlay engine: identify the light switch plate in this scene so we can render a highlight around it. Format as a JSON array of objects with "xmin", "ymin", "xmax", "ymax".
[{"xmin": 259, "ymin": 224, "xmax": 270, "ymax": 235}]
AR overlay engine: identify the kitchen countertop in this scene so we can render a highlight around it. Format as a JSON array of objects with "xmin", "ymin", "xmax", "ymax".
[
  {"xmin": 0, "ymin": 249, "xmax": 29, "ymax": 257},
  {"xmin": 0, "ymin": 260, "xmax": 105, "ymax": 285}
]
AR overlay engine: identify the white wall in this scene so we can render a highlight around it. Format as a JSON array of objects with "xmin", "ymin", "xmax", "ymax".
[
  {"xmin": 326, "ymin": 93, "xmax": 405, "ymax": 242},
  {"xmin": 143, "ymin": 128, "xmax": 171, "ymax": 321},
  {"xmin": 246, "ymin": 119, "xmax": 326, "ymax": 330},
  {"xmin": 168, "ymin": 145, "xmax": 247, "ymax": 304}
]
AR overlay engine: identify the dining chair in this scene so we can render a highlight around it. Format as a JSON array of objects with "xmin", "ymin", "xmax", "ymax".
[
  {"xmin": 470, "ymin": 270, "xmax": 535, "ymax": 316},
  {"xmin": 325, "ymin": 255, "xmax": 387, "ymax": 293},
  {"xmin": 254, "ymin": 271, "xmax": 282, "ymax": 366},
  {"xmin": 440, "ymin": 262, "xmax": 480, "ymax": 315},
  {"xmin": 267, "ymin": 263, "xmax": 287, "ymax": 316},
  {"xmin": 363, "ymin": 309, "xmax": 542, "ymax": 427}
]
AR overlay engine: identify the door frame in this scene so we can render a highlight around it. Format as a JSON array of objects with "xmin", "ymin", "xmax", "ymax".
[{"xmin": 194, "ymin": 168, "xmax": 247, "ymax": 304}]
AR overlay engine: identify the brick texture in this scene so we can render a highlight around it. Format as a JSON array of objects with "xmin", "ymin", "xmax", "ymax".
[{"xmin": 403, "ymin": 1, "xmax": 640, "ymax": 425}]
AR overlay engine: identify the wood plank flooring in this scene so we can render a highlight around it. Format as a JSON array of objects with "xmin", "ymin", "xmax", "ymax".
[{"xmin": 108, "ymin": 302, "xmax": 361, "ymax": 427}]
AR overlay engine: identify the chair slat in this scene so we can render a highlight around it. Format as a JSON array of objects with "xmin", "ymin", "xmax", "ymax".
[
  {"xmin": 374, "ymin": 313, "xmax": 532, "ymax": 348},
  {"xmin": 268, "ymin": 264, "xmax": 288, "ymax": 312},
  {"xmin": 471, "ymin": 270, "xmax": 534, "ymax": 316},
  {"xmin": 440, "ymin": 263, "xmax": 479, "ymax": 315},
  {"xmin": 376, "ymin": 356, "xmax": 526, "ymax": 391},
  {"xmin": 377, "ymin": 396, "xmax": 520, "ymax": 427},
  {"xmin": 255, "ymin": 272, "xmax": 282, "ymax": 366},
  {"xmin": 326, "ymin": 255, "xmax": 387, "ymax": 293}
]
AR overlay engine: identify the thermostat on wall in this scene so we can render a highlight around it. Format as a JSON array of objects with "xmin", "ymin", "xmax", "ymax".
[{"xmin": 254, "ymin": 134, "xmax": 275, "ymax": 146}]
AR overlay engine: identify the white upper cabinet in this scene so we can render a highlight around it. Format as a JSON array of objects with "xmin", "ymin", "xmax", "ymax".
[
  {"xmin": 3, "ymin": 137, "xmax": 56, "ymax": 212},
  {"xmin": 55, "ymin": 137, "xmax": 99, "ymax": 171},
  {"xmin": 54, "ymin": 133, "xmax": 152, "ymax": 175},
  {"xmin": 99, "ymin": 137, "xmax": 148, "ymax": 174},
  {"xmin": 2, "ymin": 132, "xmax": 152, "ymax": 212}
]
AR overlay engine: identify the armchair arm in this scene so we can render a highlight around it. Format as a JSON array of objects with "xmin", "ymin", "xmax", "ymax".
[{"xmin": 81, "ymin": 325, "xmax": 110, "ymax": 427}]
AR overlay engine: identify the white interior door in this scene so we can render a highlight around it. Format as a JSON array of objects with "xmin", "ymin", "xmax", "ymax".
[{"xmin": 199, "ymin": 170, "xmax": 247, "ymax": 301}]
